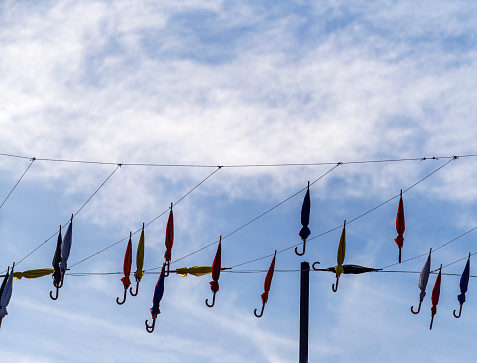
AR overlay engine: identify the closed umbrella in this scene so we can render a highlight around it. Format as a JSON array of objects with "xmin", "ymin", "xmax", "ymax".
[
  {"xmin": 411, "ymin": 249, "xmax": 431, "ymax": 314},
  {"xmin": 131, "ymin": 223, "xmax": 145, "ymax": 296},
  {"xmin": 175, "ymin": 266, "xmax": 229, "ymax": 277},
  {"xmin": 50, "ymin": 216, "xmax": 73, "ymax": 300},
  {"xmin": 164, "ymin": 204, "xmax": 174, "ymax": 276},
  {"xmin": 206, "ymin": 237, "xmax": 222, "ymax": 307},
  {"xmin": 394, "ymin": 190, "xmax": 405, "ymax": 263},
  {"xmin": 313, "ymin": 264, "xmax": 379, "ymax": 274},
  {"xmin": 254, "ymin": 251, "xmax": 276, "ymax": 317},
  {"xmin": 145, "ymin": 263, "xmax": 166, "ymax": 333},
  {"xmin": 14, "ymin": 268, "xmax": 54, "ymax": 280},
  {"xmin": 0, "ymin": 263, "xmax": 14, "ymax": 327},
  {"xmin": 430, "ymin": 265, "xmax": 442, "ymax": 330},
  {"xmin": 296, "ymin": 183, "xmax": 311, "ymax": 256},
  {"xmin": 453, "ymin": 254, "xmax": 470, "ymax": 318},
  {"xmin": 333, "ymin": 220, "xmax": 346, "ymax": 292},
  {"xmin": 116, "ymin": 233, "xmax": 133, "ymax": 305},
  {"xmin": 52, "ymin": 225, "xmax": 63, "ymax": 287}
]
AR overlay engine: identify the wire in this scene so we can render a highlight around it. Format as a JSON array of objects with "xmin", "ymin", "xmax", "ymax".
[
  {"xmin": 229, "ymin": 158, "xmax": 456, "ymax": 270},
  {"xmin": 144, "ymin": 163, "xmax": 341, "ymax": 272},
  {"xmin": 0, "ymin": 157, "xmax": 35, "ymax": 210},
  {"xmin": 11, "ymin": 164, "xmax": 121, "ymax": 270},
  {"xmin": 69, "ymin": 166, "xmax": 222, "ymax": 269}
]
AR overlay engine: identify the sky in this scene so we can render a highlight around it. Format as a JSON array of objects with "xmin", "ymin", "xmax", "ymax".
[{"xmin": 1, "ymin": 1, "xmax": 477, "ymax": 362}]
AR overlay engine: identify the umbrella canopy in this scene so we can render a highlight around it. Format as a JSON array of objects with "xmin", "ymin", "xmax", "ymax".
[
  {"xmin": 151, "ymin": 264, "xmax": 166, "ymax": 317},
  {"xmin": 299, "ymin": 186, "xmax": 311, "ymax": 241},
  {"xmin": 0, "ymin": 264, "xmax": 14, "ymax": 320},
  {"xmin": 261, "ymin": 251, "xmax": 276, "ymax": 304},
  {"xmin": 394, "ymin": 190, "xmax": 405, "ymax": 262},
  {"xmin": 176, "ymin": 266, "xmax": 230, "ymax": 277},
  {"xmin": 52, "ymin": 226, "xmax": 63, "ymax": 286},
  {"xmin": 430, "ymin": 265, "xmax": 442, "ymax": 329},
  {"xmin": 335, "ymin": 221, "xmax": 346, "ymax": 278},
  {"xmin": 320, "ymin": 264, "xmax": 379, "ymax": 274},
  {"xmin": 418, "ymin": 250, "xmax": 432, "ymax": 302},
  {"xmin": 458, "ymin": 254, "xmax": 470, "ymax": 305},
  {"xmin": 14, "ymin": 268, "xmax": 54, "ymax": 280},
  {"xmin": 121, "ymin": 235, "xmax": 133, "ymax": 289},
  {"xmin": 59, "ymin": 217, "xmax": 73, "ymax": 272},
  {"xmin": 134, "ymin": 224, "xmax": 145, "ymax": 283},
  {"xmin": 210, "ymin": 240, "xmax": 222, "ymax": 294},
  {"xmin": 164, "ymin": 207, "xmax": 174, "ymax": 263}
]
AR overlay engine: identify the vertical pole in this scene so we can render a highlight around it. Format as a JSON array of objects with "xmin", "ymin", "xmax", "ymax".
[{"xmin": 299, "ymin": 261, "xmax": 310, "ymax": 363}]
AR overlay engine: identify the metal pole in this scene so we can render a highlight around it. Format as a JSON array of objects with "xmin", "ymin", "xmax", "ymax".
[{"xmin": 299, "ymin": 261, "xmax": 310, "ymax": 363}]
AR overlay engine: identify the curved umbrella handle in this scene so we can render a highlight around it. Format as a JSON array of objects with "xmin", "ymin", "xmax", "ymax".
[
  {"xmin": 311, "ymin": 261, "xmax": 320, "ymax": 270},
  {"xmin": 116, "ymin": 287, "xmax": 128, "ymax": 305},
  {"xmin": 453, "ymin": 303, "xmax": 463, "ymax": 318},
  {"xmin": 295, "ymin": 240, "xmax": 306, "ymax": 256},
  {"xmin": 129, "ymin": 280, "xmax": 140, "ymax": 297},
  {"xmin": 254, "ymin": 302, "xmax": 266, "ymax": 318},
  {"xmin": 145, "ymin": 316, "xmax": 157, "ymax": 333},
  {"xmin": 205, "ymin": 291, "xmax": 216, "ymax": 308},
  {"xmin": 411, "ymin": 300, "xmax": 422, "ymax": 314},
  {"xmin": 332, "ymin": 276, "xmax": 340, "ymax": 292},
  {"xmin": 49, "ymin": 284, "xmax": 60, "ymax": 300}
]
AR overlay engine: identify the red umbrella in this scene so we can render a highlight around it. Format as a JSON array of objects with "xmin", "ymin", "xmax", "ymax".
[
  {"xmin": 164, "ymin": 204, "xmax": 174, "ymax": 276},
  {"xmin": 116, "ymin": 233, "xmax": 133, "ymax": 305},
  {"xmin": 206, "ymin": 237, "xmax": 222, "ymax": 308},
  {"xmin": 254, "ymin": 250, "xmax": 276, "ymax": 317},
  {"xmin": 430, "ymin": 264, "xmax": 442, "ymax": 330},
  {"xmin": 394, "ymin": 190, "xmax": 405, "ymax": 263}
]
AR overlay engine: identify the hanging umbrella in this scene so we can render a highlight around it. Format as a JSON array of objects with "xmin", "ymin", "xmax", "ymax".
[
  {"xmin": 411, "ymin": 248, "xmax": 431, "ymax": 314},
  {"xmin": 175, "ymin": 266, "xmax": 230, "ymax": 277},
  {"xmin": 206, "ymin": 237, "xmax": 222, "ymax": 307},
  {"xmin": 14, "ymin": 268, "xmax": 54, "ymax": 280},
  {"xmin": 52, "ymin": 225, "xmax": 63, "ymax": 287},
  {"xmin": 430, "ymin": 264, "xmax": 442, "ymax": 330},
  {"xmin": 145, "ymin": 263, "xmax": 166, "ymax": 333},
  {"xmin": 454, "ymin": 253, "xmax": 470, "ymax": 318},
  {"xmin": 50, "ymin": 217, "xmax": 73, "ymax": 301},
  {"xmin": 313, "ymin": 264, "xmax": 379, "ymax": 274},
  {"xmin": 254, "ymin": 251, "xmax": 276, "ymax": 317},
  {"xmin": 296, "ymin": 183, "xmax": 311, "ymax": 256},
  {"xmin": 164, "ymin": 204, "xmax": 174, "ymax": 276},
  {"xmin": 116, "ymin": 233, "xmax": 133, "ymax": 305},
  {"xmin": 131, "ymin": 223, "xmax": 145, "ymax": 296},
  {"xmin": 394, "ymin": 190, "xmax": 405, "ymax": 263},
  {"xmin": 0, "ymin": 263, "xmax": 15, "ymax": 327},
  {"xmin": 332, "ymin": 220, "xmax": 346, "ymax": 292}
]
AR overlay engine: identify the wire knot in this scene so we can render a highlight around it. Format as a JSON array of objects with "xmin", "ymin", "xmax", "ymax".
[
  {"xmin": 31, "ymin": 157, "xmax": 36, "ymax": 161},
  {"xmin": 453, "ymin": 155, "xmax": 459, "ymax": 160},
  {"xmin": 117, "ymin": 163, "xmax": 123, "ymax": 167},
  {"xmin": 337, "ymin": 162, "xmax": 343, "ymax": 166}
]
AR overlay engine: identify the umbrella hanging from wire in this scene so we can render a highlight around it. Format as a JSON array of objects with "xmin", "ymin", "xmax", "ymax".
[
  {"xmin": 430, "ymin": 264, "xmax": 442, "ymax": 330},
  {"xmin": 14, "ymin": 268, "xmax": 54, "ymax": 280},
  {"xmin": 411, "ymin": 248, "xmax": 432, "ymax": 314},
  {"xmin": 145, "ymin": 263, "xmax": 166, "ymax": 333},
  {"xmin": 312, "ymin": 264, "xmax": 380, "ymax": 274},
  {"xmin": 254, "ymin": 250, "xmax": 276, "ymax": 318},
  {"xmin": 131, "ymin": 223, "xmax": 145, "ymax": 296},
  {"xmin": 394, "ymin": 190, "xmax": 405, "ymax": 263},
  {"xmin": 453, "ymin": 254, "xmax": 470, "ymax": 318},
  {"xmin": 332, "ymin": 220, "xmax": 346, "ymax": 292},
  {"xmin": 116, "ymin": 233, "xmax": 133, "ymax": 305},
  {"xmin": 296, "ymin": 182, "xmax": 311, "ymax": 256},
  {"xmin": 164, "ymin": 203, "xmax": 174, "ymax": 276},
  {"xmin": 206, "ymin": 237, "xmax": 222, "ymax": 307},
  {"xmin": 0, "ymin": 263, "xmax": 15, "ymax": 327},
  {"xmin": 50, "ymin": 225, "xmax": 63, "ymax": 300},
  {"xmin": 50, "ymin": 216, "xmax": 73, "ymax": 301},
  {"xmin": 175, "ymin": 266, "xmax": 230, "ymax": 277}
]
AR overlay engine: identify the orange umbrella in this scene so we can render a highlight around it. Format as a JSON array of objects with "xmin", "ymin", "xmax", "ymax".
[
  {"xmin": 116, "ymin": 233, "xmax": 132, "ymax": 305},
  {"xmin": 254, "ymin": 250, "xmax": 276, "ymax": 317},
  {"xmin": 206, "ymin": 237, "xmax": 222, "ymax": 308},
  {"xmin": 394, "ymin": 190, "xmax": 405, "ymax": 263}
]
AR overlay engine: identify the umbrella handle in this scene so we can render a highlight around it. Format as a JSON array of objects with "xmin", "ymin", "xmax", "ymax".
[
  {"xmin": 295, "ymin": 240, "xmax": 306, "ymax": 256},
  {"xmin": 50, "ymin": 284, "xmax": 59, "ymax": 300},
  {"xmin": 129, "ymin": 280, "xmax": 140, "ymax": 297},
  {"xmin": 205, "ymin": 291, "xmax": 216, "ymax": 308},
  {"xmin": 453, "ymin": 303, "xmax": 463, "ymax": 318},
  {"xmin": 430, "ymin": 314, "xmax": 435, "ymax": 330},
  {"xmin": 145, "ymin": 315, "xmax": 157, "ymax": 333},
  {"xmin": 411, "ymin": 300, "xmax": 422, "ymax": 314},
  {"xmin": 311, "ymin": 261, "xmax": 321, "ymax": 270},
  {"xmin": 254, "ymin": 302, "xmax": 266, "ymax": 318},
  {"xmin": 116, "ymin": 287, "xmax": 128, "ymax": 305},
  {"xmin": 332, "ymin": 276, "xmax": 340, "ymax": 292}
]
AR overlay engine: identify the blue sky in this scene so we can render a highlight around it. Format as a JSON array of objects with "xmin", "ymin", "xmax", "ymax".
[{"xmin": 2, "ymin": 1, "xmax": 477, "ymax": 362}]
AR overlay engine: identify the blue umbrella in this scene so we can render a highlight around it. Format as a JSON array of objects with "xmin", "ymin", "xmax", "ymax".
[
  {"xmin": 145, "ymin": 263, "xmax": 166, "ymax": 333},
  {"xmin": 50, "ymin": 216, "xmax": 73, "ymax": 300},
  {"xmin": 0, "ymin": 263, "xmax": 15, "ymax": 327},
  {"xmin": 296, "ymin": 182, "xmax": 311, "ymax": 256},
  {"xmin": 454, "ymin": 253, "xmax": 470, "ymax": 318}
]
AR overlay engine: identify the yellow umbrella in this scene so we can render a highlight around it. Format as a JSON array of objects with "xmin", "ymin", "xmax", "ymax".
[
  {"xmin": 175, "ymin": 266, "xmax": 229, "ymax": 277},
  {"xmin": 13, "ymin": 268, "xmax": 54, "ymax": 280},
  {"xmin": 333, "ymin": 220, "xmax": 346, "ymax": 292},
  {"xmin": 131, "ymin": 223, "xmax": 145, "ymax": 296}
]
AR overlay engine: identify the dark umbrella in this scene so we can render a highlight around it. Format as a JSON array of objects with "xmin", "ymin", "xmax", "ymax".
[
  {"xmin": 394, "ymin": 190, "xmax": 405, "ymax": 263},
  {"xmin": 0, "ymin": 263, "xmax": 14, "ymax": 327},
  {"xmin": 430, "ymin": 265, "xmax": 442, "ymax": 330},
  {"xmin": 454, "ymin": 254, "xmax": 470, "ymax": 318},
  {"xmin": 145, "ymin": 263, "xmax": 166, "ymax": 333},
  {"xmin": 116, "ymin": 233, "xmax": 133, "ymax": 305},
  {"xmin": 50, "ymin": 216, "xmax": 73, "ymax": 300},
  {"xmin": 164, "ymin": 204, "xmax": 174, "ymax": 276},
  {"xmin": 254, "ymin": 251, "xmax": 276, "ymax": 318},
  {"xmin": 296, "ymin": 182, "xmax": 311, "ymax": 256},
  {"xmin": 52, "ymin": 225, "xmax": 63, "ymax": 288},
  {"xmin": 312, "ymin": 264, "xmax": 379, "ymax": 274},
  {"xmin": 206, "ymin": 237, "xmax": 222, "ymax": 308}
]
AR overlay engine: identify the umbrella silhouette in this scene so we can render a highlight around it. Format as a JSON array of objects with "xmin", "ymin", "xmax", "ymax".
[
  {"xmin": 130, "ymin": 223, "xmax": 145, "ymax": 296},
  {"xmin": 394, "ymin": 190, "xmax": 405, "ymax": 263},
  {"xmin": 254, "ymin": 251, "xmax": 276, "ymax": 317},
  {"xmin": 206, "ymin": 237, "xmax": 222, "ymax": 307},
  {"xmin": 411, "ymin": 249, "xmax": 432, "ymax": 314},
  {"xmin": 164, "ymin": 204, "xmax": 174, "ymax": 276},
  {"xmin": 116, "ymin": 233, "xmax": 133, "ymax": 305},
  {"xmin": 454, "ymin": 254, "xmax": 470, "ymax": 318},
  {"xmin": 145, "ymin": 263, "xmax": 166, "ymax": 333},
  {"xmin": 430, "ymin": 264, "xmax": 442, "ymax": 330},
  {"xmin": 296, "ymin": 182, "xmax": 311, "ymax": 256}
]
